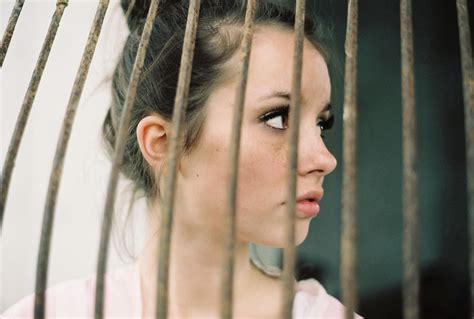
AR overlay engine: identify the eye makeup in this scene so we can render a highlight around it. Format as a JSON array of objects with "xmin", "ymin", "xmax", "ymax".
[
  {"xmin": 317, "ymin": 113, "xmax": 334, "ymax": 139},
  {"xmin": 258, "ymin": 105, "xmax": 334, "ymax": 139},
  {"xmin": 258, "ymin": 105, "xmax": 290, "ymax": 130}
]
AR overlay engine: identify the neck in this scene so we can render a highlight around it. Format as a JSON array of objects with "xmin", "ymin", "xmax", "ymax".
[{"xmin": 138, "ymin": 204, "xmax": 264, "ymax": 317}]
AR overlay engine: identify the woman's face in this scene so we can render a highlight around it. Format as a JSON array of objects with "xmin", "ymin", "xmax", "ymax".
[{"xmin": 174, "ymin": 26, "xmax": 337, "ymax": 247}]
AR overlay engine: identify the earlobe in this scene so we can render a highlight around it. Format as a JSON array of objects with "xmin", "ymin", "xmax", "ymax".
[{"xmin": 136, "ymin": 115, "xmax": 169, "ymax": 171}]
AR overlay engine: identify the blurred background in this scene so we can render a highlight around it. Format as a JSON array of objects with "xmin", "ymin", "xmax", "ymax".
[
  {"xmin": 296, "ymin": 0, "xmax": 471, "ymax": 318},
  {"xmin": 1, "ymin": 0, "xmax": 471, "ymax": 317}
]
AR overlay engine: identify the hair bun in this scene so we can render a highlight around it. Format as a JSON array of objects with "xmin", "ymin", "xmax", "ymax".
[{"xmin": 121, "ymin": 0, "xmax": 188, "ymax": 31}]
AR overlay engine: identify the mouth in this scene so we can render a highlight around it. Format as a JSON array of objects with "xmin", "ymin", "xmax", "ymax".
[
  {"xmin": 296, "ymin": 190, "xmax": 324, "ymax": 203},
  {"xmin": 296, "ymin": 199, "xmax": 320, "ymax": 218},
  {"xmin": 295, "ymin": 190, "xmax": 323, "ymax": 218},
  {"xmin": 280, "ymin": 190, "xmax": 324, "ymax": 218}
]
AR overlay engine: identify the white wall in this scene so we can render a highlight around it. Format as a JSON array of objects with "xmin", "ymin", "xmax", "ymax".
[
  {"xmin": 0, "ymin": 0, "xmax": 281, "ymax": 312},
  {"xmin": 0, "ymin": 0, "xmax": 147, "ymax": 311}
]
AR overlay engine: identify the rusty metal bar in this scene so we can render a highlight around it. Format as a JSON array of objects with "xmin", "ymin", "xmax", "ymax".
[
  {"xmin": 124, "ymin": 0, "xmax": 136, "ymax": 20},
  {"xmin": 455, "ymin": 0, "xmax": 474, "ymax": 316},
  {"xmin": 155, "ymin": 0, "xmax": 201, "ymax": 318},
  {"xmin": 0, "ymin": 0, "xmax": 25, "ymax": 67},
  {"xmin": 400, "ymin": 0, "xmax": 419, "ymax": 318},
  {"xmin": 94, "ymin": 0, "xmax": 159, "ymax": 318},
  {"xmin": 340, "ymin": 0, "xmax": 358, "ymax": 318},
  {"xmin": 33, "ymin": 1, "xmax": 110, "ymax": 318},
  {"xmin": 220, "ymin": 0, "xmax": 257, "ymax": 318},
  {"xmin": 0, "ymin": 0, "xmax": 68, "ymax": 233},
  {"xmin": 281, "ymin": 0, "xmax": 305, "ymax": 317}
]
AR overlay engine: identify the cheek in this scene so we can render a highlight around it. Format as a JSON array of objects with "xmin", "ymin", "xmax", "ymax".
[
  {"xmin": 176, "ymin": 124, "xmax": 233, "ymax": 227},
  {"xmin": 234, "ymin": 130, "xmax": 289, "ymax": 238},
  {"xmin": 177, "ymin": 120, "xmax": 293, "ymax": 244},
  {"xmin": 237, "ymin": 140, "xmax": 285, "ymax": 206}
]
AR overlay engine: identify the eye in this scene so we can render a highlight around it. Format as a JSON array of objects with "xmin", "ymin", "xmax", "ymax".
[
  {"xmin": 317, "ymin": 114, "xmax": 335, "ymax": 139},
  {"xmin": 259, "ymin": 106, "xmax": 289, "ymax": 130}
]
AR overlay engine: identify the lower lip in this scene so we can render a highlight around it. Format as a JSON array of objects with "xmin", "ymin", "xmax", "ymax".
[{"xmin": 296, "ymin": 200, "xmax": 320, "ymax": 218}]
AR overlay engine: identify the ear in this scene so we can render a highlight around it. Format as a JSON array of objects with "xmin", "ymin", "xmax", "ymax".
[{"xmin": 136, "ymin": 115, "xmax": 169, "ymax": 172}]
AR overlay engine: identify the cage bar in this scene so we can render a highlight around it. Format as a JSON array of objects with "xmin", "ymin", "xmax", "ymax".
[
  {"xmin": 155, "ymin": 1, "xmax": 201, "ymax": 318},
  {"xmin": 400, "ymin": 0, "xmax": 420, "ymax": 318},
  {"xmin": 455, "ymin": 0, "xmax": 474, "ymax": 316},
  {"xmin": 0, "ymin": 0, "xmax": 68, "ymax": 233},
  {"xmin": 1, "ymin": 0, "xmax": 470, "ymax": 318},
  {"xmin": 33, "ymin": 1, "xmax": 110, "ymax": 318},
  {"xmin": 220, "ymin": 0, "xmax": 257, "ymax": 318},
  {"xmin": 280, "ymin": 0, "xmax": 305, "ymax": 318},
  {"xmin": 340, "ymin": 0, "xmax": 358, "ymax": 318},
  {"xmin": 94, "ymin": 0, "xmax": 159, "ymax": 318},
  {"xmin": 124, "ymin": 0, "xmax": 137, "ymax": 21},
  {"xmin": 0, "ymin": 0, "xmax": 25, "ymax": 67}
]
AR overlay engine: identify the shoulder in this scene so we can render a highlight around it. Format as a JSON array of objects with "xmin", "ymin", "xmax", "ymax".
[
  {"xmin": 293, "ymin": 278, "xmax": 364, "ymax": 319},
  {"xmin": 1, "ymin": 264, "xmax": 139, "ymax": 318},
  {"xmin": 1, "ymin": 277, "xmax": 93, "ymax": 318}
]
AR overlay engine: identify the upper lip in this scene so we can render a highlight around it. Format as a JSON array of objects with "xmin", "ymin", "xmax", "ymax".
[{"xmin": 297, "ymin": 190, "xmax": 324, "ymax": 203}]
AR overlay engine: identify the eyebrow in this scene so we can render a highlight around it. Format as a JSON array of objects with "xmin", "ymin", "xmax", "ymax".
[
  {"xmin": 258, "ymin": 90, "xmax": 291, "ymax": 102},
  {"xmin": 257, "ymin": 90, "xmax": 332, "ymax": 113}
]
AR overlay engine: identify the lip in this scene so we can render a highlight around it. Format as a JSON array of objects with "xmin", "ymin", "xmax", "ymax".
[
  {"xmin": 297, "ymin": 190, "xmax": 324, "ymax": 203},
  {"xmin": 296, "ymin": 190, "xmax": 324, "ymax": 218},
  {"xmin": 296, "ymin": 200, "xmax": 320, "ymax": 218}
]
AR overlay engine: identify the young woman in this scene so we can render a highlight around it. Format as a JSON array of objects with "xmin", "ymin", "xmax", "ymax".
[{"xmin": 3, "ymin": 0, "xmax": 363, "ymax": 317}]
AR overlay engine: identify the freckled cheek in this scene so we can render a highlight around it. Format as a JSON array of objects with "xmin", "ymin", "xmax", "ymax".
[
  {"xmin": 175, "ymin": 133, "xmax": 230, "ymax": 221},
  {"xmin": 235, "ymin": 140, "xmax": 288, "ymax": 220},
  {"xmin": 195, "ymin": 140, "xmax": 229, "ymax": 202},
  {"xmin": 181, "ymin": 126, "xmax": 288, "ymax": 228},
  {"xmin": 233, "ymin": 146, "xmax": 289, "ymax": 245}
]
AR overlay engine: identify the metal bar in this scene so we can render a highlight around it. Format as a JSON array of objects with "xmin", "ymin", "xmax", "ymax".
[
  {"xmin": 0, "ymin": 0, "xmax": 68, "ymax": 233},
  {"xmin": 0, "ymin": 0, "xmax": 25, "ymax": 67},
  {"xmin": 124, "ymin": 0, "xmax": 136, "ymax": 21},
  {"xmin": 33, "ymin": 1, "xmax": 110, "ymax": 318},
  {"xmin": 340, "ymin": 0, "xmax": 358, "ymax": 318},
  {"xmin": 94, "ymin": 0, "xmax": 159, "ymax": 318},
  {"xmin": 281, "ymin": 0, "xmax": 305, "ymax": 317},
  {"xmin": 400, "ymin": 0, "xmax": 419, "ymax": 318},
  {"xmin": 220, "ymin": 0, "xmax": 257, "ymax": 318},
  {"xmin": 455, "ymin": 0, "xmax": 474, "ymax": 316},
  {"xmin": 155, "ymin": 0, "xmax": 201, "ymax": 318}
]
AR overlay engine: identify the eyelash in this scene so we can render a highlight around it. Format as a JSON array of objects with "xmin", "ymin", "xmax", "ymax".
[{"xmin": 259, "ymin": 105, "xmax": 335, "ymax": 139}]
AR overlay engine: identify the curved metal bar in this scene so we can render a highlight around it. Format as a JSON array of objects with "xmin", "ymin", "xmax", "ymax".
[
  {"xmin": 155, "ymin": 0, "xmax": 201, "ymax": 318},
  {"xmin": 220, "ymin": 0, "xmax": 257, "ymax": 318},
  {"xmin": 455, "ymin": 0, "xmax": 474, "ymax": 316},
  {"xmin": 95, "ymin": 0, "xmax": 159, "ymax": 319},
  {"xmin": 340, "ymin": 0, "xmax": 359, "ymax": 318},
  {"xmin": 281, "ymin": 0, "xmax": 305, "ymax": 317},
  {"xmin": 94, "ymin": 0, "xmax": 160, "ymax": 318},
  {"xmin": 400, "ymin": 0, "xmax": 419, "ymax": 318},
  {"xmin": 34, "ymin": 1, "xmax": 111, "ymax": 318},
  {"xmin": 124, "ymin": 0, "xmax": 137, "ymax": 21},
  {"xmin": 0, "ymin": 0, "xmax": 68, "ymax": 234},
  {"xmin": 0, "ymin": 0, "xmax": 25, "ymax": 67}
]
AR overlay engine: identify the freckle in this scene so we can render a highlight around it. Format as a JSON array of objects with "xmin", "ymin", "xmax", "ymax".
[{"xmin": 196, "ymin": 174, "xmax": 199, "ymax": 178}]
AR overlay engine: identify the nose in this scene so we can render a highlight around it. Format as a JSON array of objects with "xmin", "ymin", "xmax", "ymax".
[{"xmin": 297, "ymin": 127, "xmax": 337, "ymax": 177}]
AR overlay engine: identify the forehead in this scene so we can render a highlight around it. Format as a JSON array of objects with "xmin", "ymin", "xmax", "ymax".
[{"xmin": 222, "ymin": 25, "xmax": 331, "ymax": 106}]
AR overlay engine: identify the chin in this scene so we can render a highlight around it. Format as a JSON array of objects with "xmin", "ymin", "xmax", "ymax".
[
  {"xmin": 295, "ymin": 231, "xmax": 310, "ymax": 245},
  {"xmin": 295, "ymin": 234, "xmax": 308, "ymax": 246},
  {"xmin": 240, "ymin": 218, "xmax": 312, "ymax": 247},
  {"xmin": 253, "ymin": 225, "xmax": 310, "ymax": 248},
  {"xmin": 295, "ymin": 221, "xmax": 311, "ymax": 245}
]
